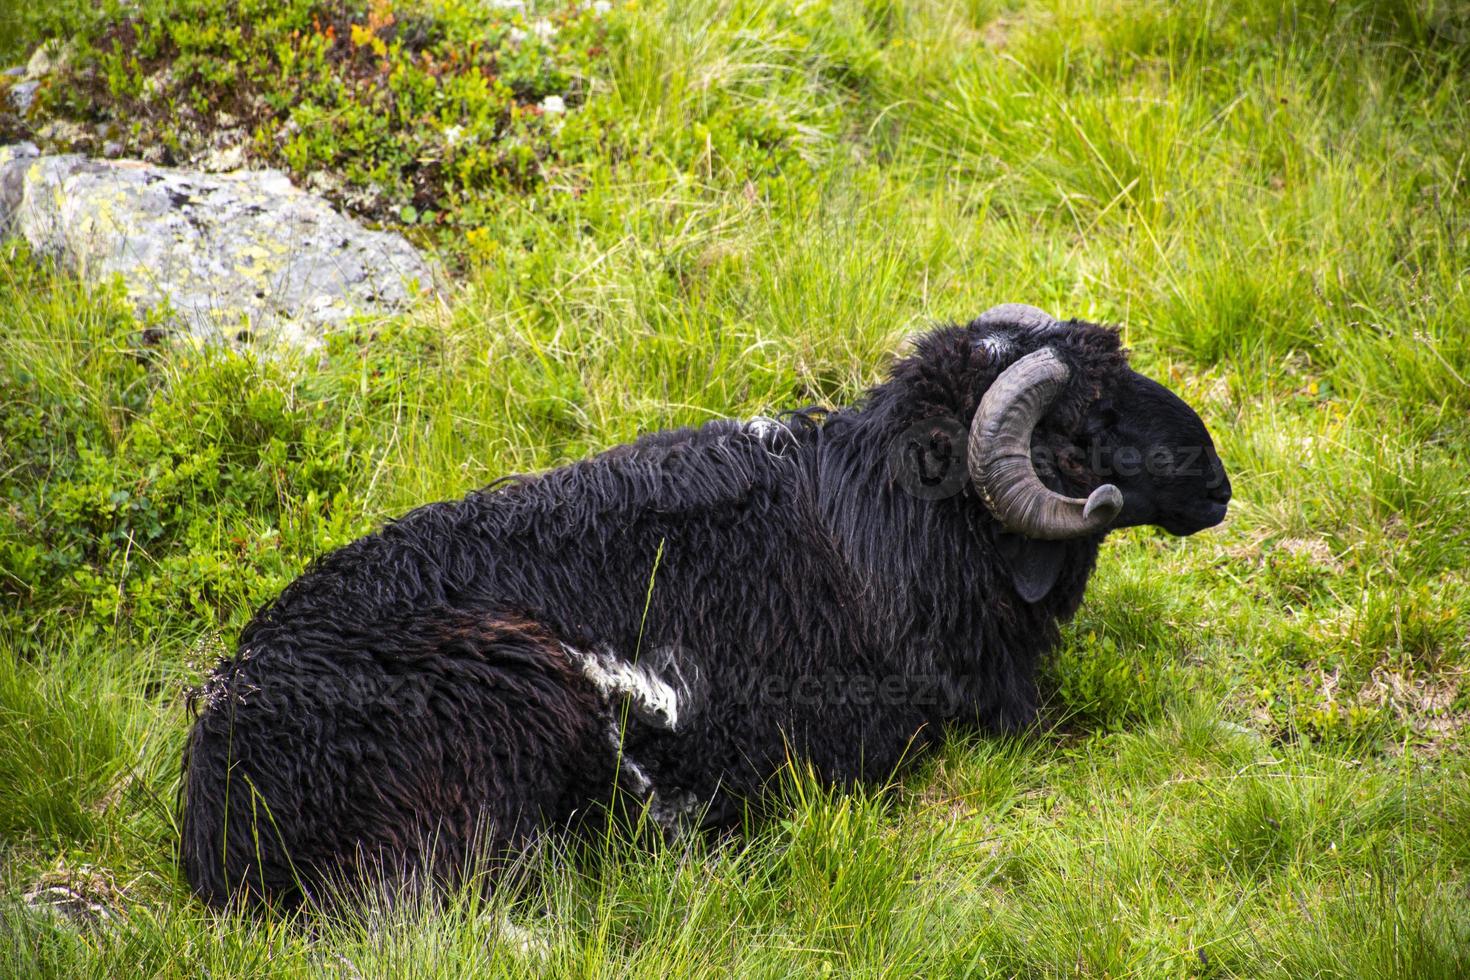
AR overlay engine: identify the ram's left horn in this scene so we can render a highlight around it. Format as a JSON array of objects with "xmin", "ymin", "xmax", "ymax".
[
  {"xmin": 976, "ymin": 303, "xmax": 1061, "ymax": 332},
  {"xmin": 967, "ymin": 347, "xmax": 1123, "ymax": 539}
]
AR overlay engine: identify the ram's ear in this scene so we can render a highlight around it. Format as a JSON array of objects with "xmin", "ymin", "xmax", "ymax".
[{"xmin": 996, "ymin": 533, "xmax": 1065, "ymax": 604}]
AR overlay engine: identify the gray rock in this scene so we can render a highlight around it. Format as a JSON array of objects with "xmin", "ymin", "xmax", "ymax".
[
  {"xmin": 0, "ymin": 145, "xmax": 435, "ymax": 346},
  {"xmin": 25, "ymin": 43, "xmax": 63, "ymax": 80},
  {"xmin": 7, "ymin": 79, "xmax": 38, "ymax": 113},
  {"xmin": 202, "ymin": 142, "xmax": 247, "ymax": 172}
]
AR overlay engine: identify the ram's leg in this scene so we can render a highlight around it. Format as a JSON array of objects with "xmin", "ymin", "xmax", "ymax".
[
  {"xmin": 180, "ymin": 613, "xmax": 614, "ymax": 908},
  {"xmin": 558, "ymin": 644, "xmax": 682, "ymax": 731},
  {"xmin": 554, "ymin": 643, "xmax": 712, "ymax": 838}
]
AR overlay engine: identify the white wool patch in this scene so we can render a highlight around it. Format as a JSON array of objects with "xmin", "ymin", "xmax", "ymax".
[
  {"xmin": 584, "ymin": 658, "xmax": 704, "ymax": 835},
  {"xmin": 564, "ymin": 645, "xmax": 680, "ymax": 730},
  {"xmin": 745, "ymin": 416, "xmax": 796, "ymax": 456},
  {"xmin": 746, "ymin": 416, "xmax": 782, "ymax": 438},
  {"xmin": 979, "ymin": 332, "xmax": 1014, "ymax": 358},
  {"xmin": 620, "ymin": 754, "xmax": 654, "ymax": 796},
  {"xmin": 570, "ymin": 645, "xmax": 704, "ymax": 834}
]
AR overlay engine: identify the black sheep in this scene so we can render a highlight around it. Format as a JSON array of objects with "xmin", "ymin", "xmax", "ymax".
[{"xmin": 180, "ymin": 305, "xmax": 1231, "ymax": 907}]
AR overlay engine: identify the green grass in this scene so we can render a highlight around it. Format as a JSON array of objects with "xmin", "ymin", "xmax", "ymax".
[{"xmin": 3, "ymin": 0, "xmax": 1469, "ymax": 975}]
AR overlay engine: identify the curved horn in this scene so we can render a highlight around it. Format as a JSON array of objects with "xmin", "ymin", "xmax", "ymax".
[
  {"xmin": 976, "ymin": 303, "xmax": 1061, "ymax": 332},
  {"xmin": 967, "ymin": 348, "xmax": 1123, "ymax": 539}
]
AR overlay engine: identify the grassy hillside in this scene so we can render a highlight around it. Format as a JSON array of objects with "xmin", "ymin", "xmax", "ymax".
[{"xmin": 2, "ymin": 0, "xmax": 1469, "ymax": 975}]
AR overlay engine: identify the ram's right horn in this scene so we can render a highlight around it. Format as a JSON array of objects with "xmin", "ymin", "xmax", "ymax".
[{"xmin": 967, "ymin": 347, "xmax": 1123, "ymax": 539}]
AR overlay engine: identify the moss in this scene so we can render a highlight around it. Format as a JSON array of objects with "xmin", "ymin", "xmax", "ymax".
[{"xmin": 21, "ymin": 1, "xmax": 617, "ymax": 248}]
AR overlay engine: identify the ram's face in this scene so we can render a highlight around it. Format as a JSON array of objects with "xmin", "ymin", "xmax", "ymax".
[
  {"xmin": 963, "ymin": 305, "xmax": 1231, "ymax": 543},
  {"xmin": 1070, "ymin": 369, "xmax": 1231, "ymax": 536}
]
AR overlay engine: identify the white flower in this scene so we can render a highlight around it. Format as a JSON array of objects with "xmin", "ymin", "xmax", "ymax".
[
  {"xmin": 531, "ymin": 18, "xmax": 558, "ymax": 40},
  {"xmin": 540, "ymin": 95, "xmax": 566, "ymax": 114},
  {"xmin": 443, "ymin": 124, "xmax": 465, "ymax": 147},
  {"xmin": 591, "ymin": 0, "xmax": 612, "ymax": 13},
  {"xmin": 507, "ymin": 27, "xmax": 527, "ymax": 43}
]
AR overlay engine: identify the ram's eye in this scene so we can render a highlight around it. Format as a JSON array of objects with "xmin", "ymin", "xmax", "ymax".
[{"xmin": 1057, "ymin": 445, "xmax": 1089, "ymax": 479}]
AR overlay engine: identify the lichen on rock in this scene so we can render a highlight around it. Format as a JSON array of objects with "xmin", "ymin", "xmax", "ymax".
[{"xmin": 0, "ymin": 143, "xmax": 435, "ymax": 347}]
